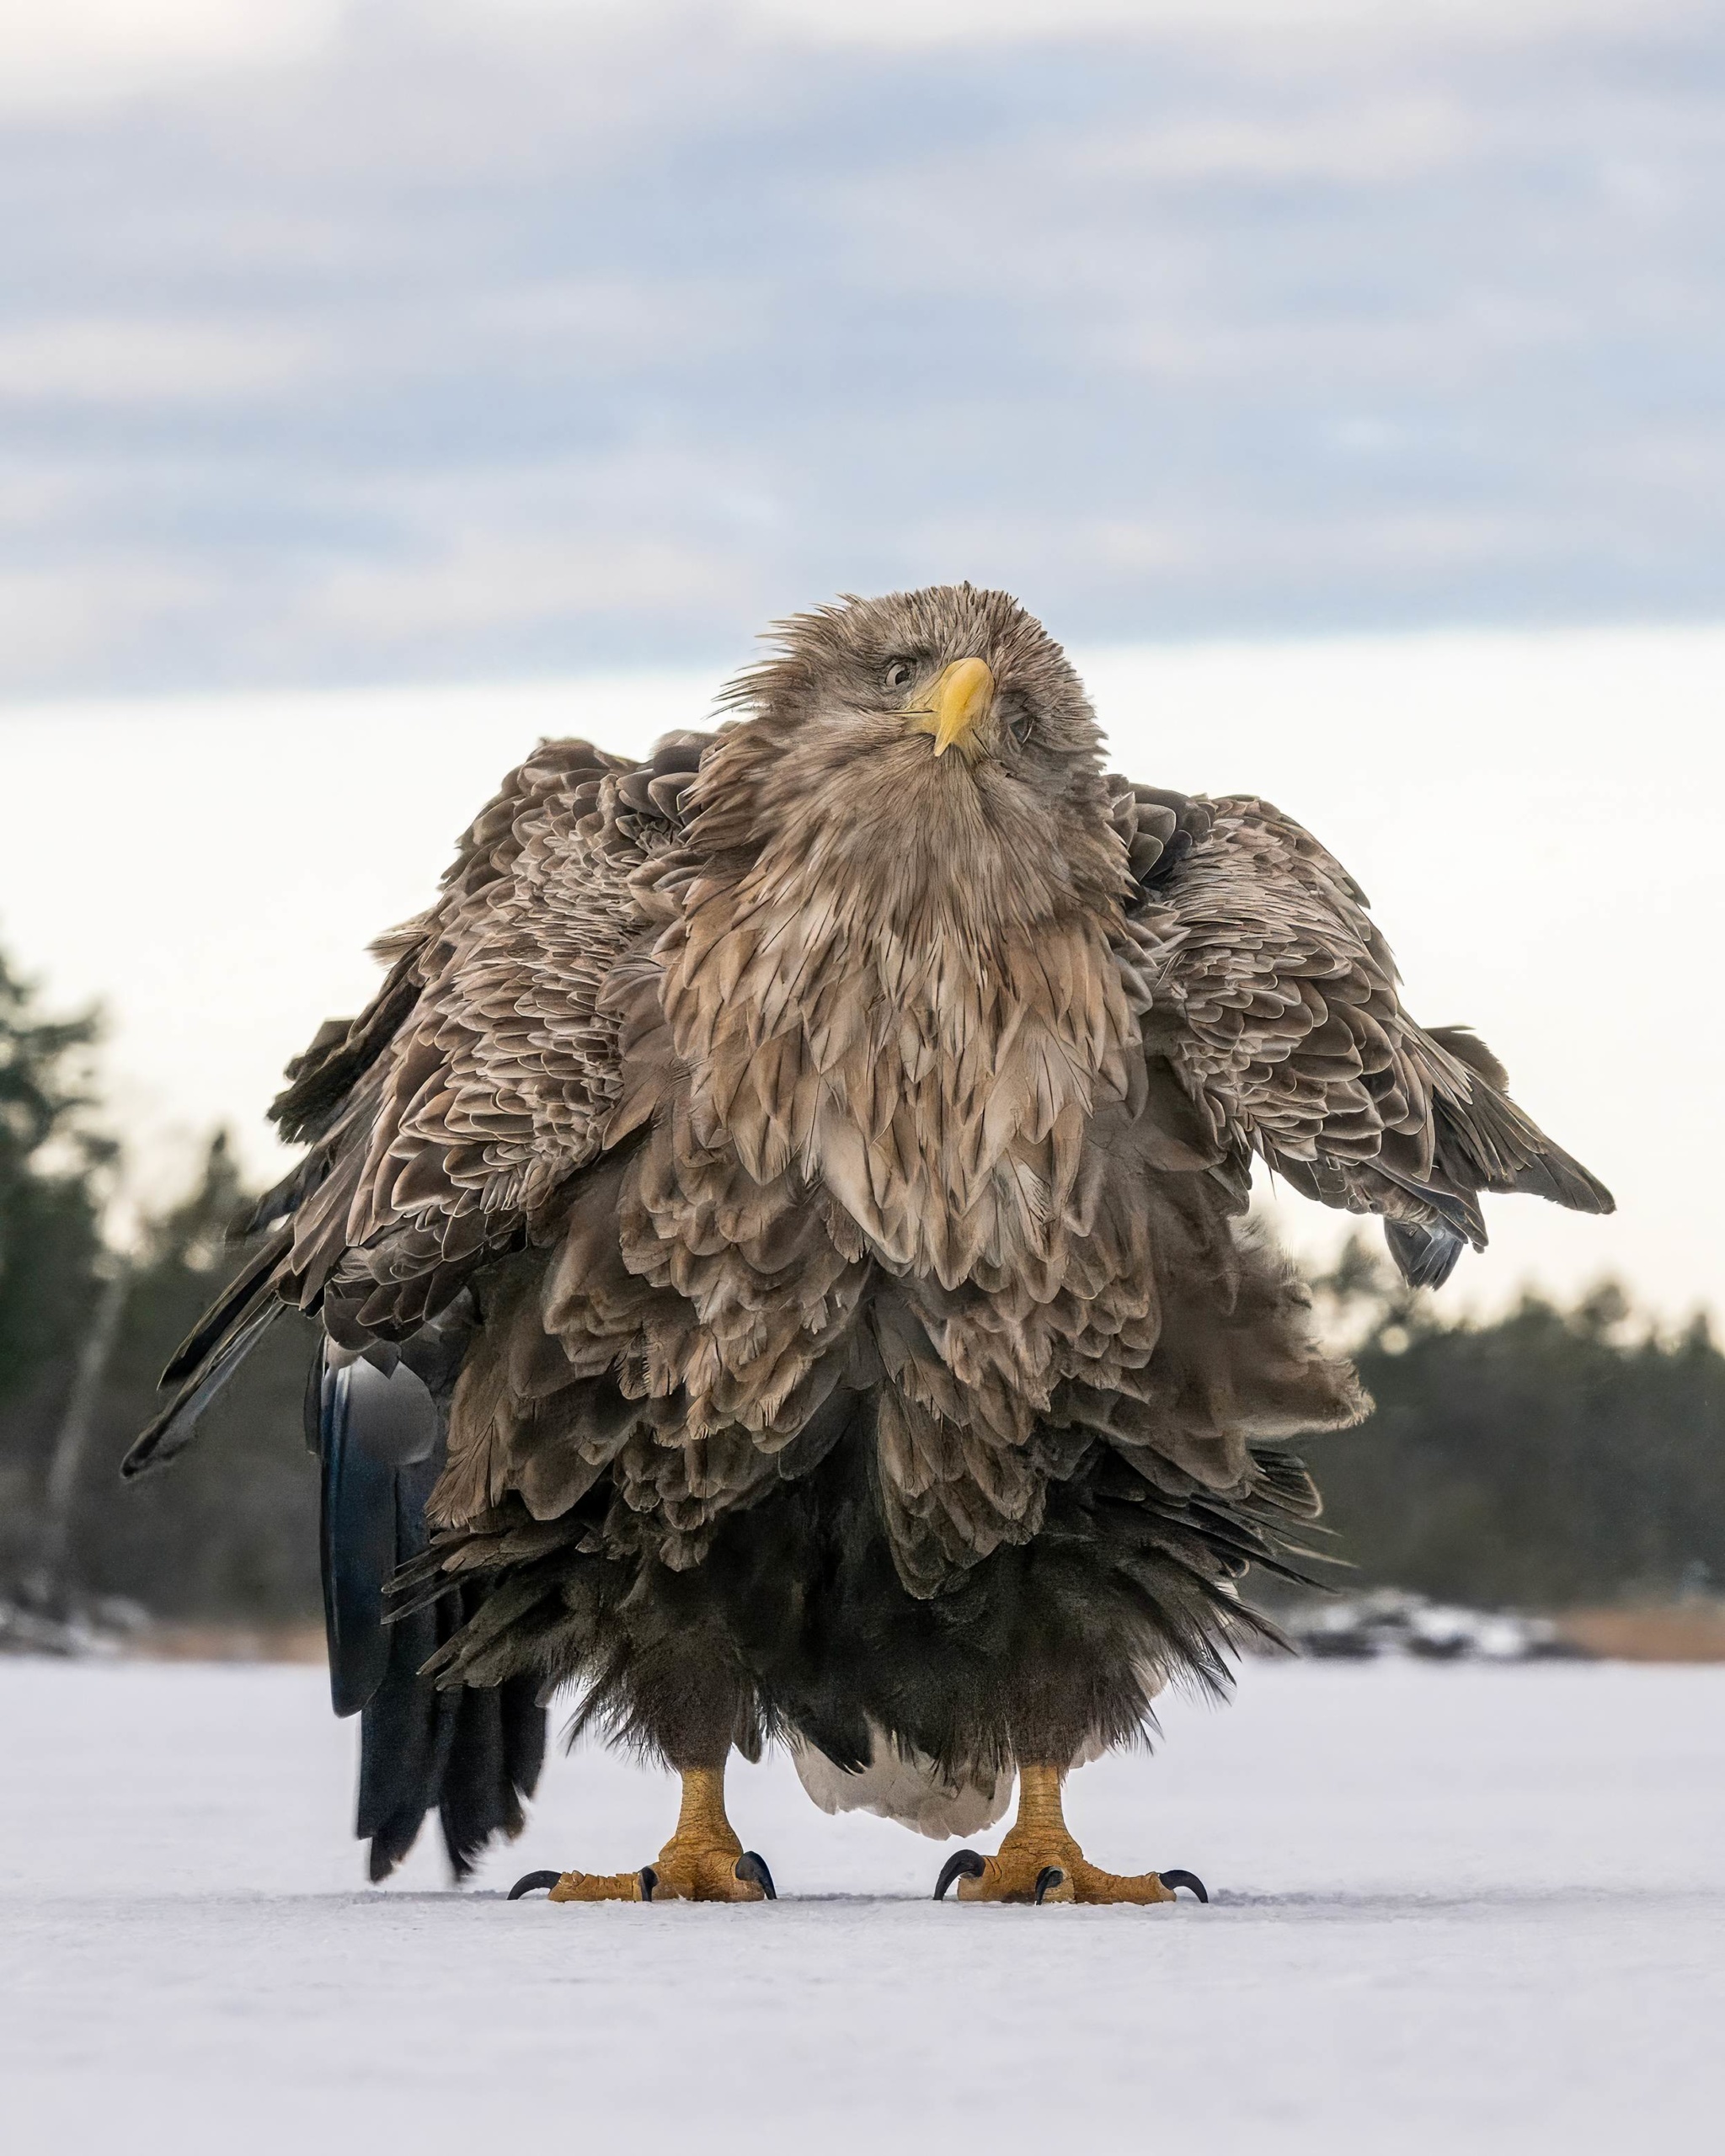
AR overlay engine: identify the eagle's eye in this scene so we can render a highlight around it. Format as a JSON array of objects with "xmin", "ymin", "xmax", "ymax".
[
  {"xmin": 1004, "ymin": 705, "xmax": 1034, "ymax": 750},
  {"xmin": 882, "ymin": 658, "xmax": 914, "ymax": 694}
]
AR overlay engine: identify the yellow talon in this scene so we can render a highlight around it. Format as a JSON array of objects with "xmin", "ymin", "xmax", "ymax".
[
  {"xmin": 937, "ymin": 1764, "xmax": 1194, "ymax": 1907},
  {"xmin": 547, "ymin": 1866, "xmax": 651, "ymax": 1903},
  {"xmin": 524, "ymin": 1764, "xmax": 776, "ymax": 1906}
]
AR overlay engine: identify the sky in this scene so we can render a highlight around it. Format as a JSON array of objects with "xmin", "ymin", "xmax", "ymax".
[
  {"xmin": 0, "ymin": 3, "xmax": 1719, "ymax": 1321},
  {"xmin": 1, "ymin": 1, "xmax": 1722, "ymax": 695}
]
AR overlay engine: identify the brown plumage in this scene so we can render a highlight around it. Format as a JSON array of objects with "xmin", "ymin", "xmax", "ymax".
[{"xmin": 131, "ymin": 584, "xmax": 1612, "ymax": 1885}]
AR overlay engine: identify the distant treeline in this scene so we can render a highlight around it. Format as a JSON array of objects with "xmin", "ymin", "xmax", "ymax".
[
  {"xmin": 1, "ymin": 934, "xmax": 1719, "ymax": 1623},
  {"xmin": 1307, "ymin": 1241, "xmax": 1723, "ymax": 1608},
  {"xmin": 0, "ymin": 943, "xmax": 317, "ymax": 1622}
]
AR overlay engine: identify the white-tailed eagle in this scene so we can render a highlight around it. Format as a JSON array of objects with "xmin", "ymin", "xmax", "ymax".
[{"xmin": 131, "ymin": 586, "xmax": 1611, "ymax": 1904}]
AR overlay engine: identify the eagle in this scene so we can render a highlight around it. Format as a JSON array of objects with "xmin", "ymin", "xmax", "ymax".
[{"xmin": 128, "ymin": 585, "xmax": 1612, "ymax": 1905}]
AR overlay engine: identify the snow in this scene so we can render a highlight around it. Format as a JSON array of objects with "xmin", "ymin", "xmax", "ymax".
[{"xmin": 3, "ymin": 1657, "xmax": 1722, "ymax": 2155}]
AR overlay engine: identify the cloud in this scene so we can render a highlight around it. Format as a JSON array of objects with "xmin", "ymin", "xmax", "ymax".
[
  {"xmin": 1077, "ymin": 100, "xmax": 1477, "ymax": 186},
  {"xmin": 312, "ymin": 531, "xmax": 747, "ymax": 641},
  {"xmin": 0, "ymin": 318, "xmax": 325, "ymax": 403},
  {"xmin": 0, "ymin": 3, "xmax": 1720, "ymax": 696},
  {"xmin": 5, "ymin": 1, "xmax": 1706, "ymax": 116},
  {"xmin": 0, "ymin": 558, "xmax": 211, "ymax": 675},
  {"xmin": 0, "ymin": 1, "xmax": 343, "ymax": 110}
]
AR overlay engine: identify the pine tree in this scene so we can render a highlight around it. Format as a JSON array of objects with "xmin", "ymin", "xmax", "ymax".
[
  {"xmin": 0, "ymin": 942, "xmax": 110, "ymax": 1408},
  {"xmin": 61, "ymin": 1132, "xmax": 322, "ymax": 1625},
  {"xmin": 1306, "ymin": 1233, "xmax": 1725, "ymax": 1606},
  {"xmin": 0, "ymin": 941, "xmax": 112, "ymax": 1587}
]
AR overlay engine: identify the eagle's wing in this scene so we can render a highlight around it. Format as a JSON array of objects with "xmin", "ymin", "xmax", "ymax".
[
  {"xmin": 124, "ymin": 729, "xmax": 716, "ymax": 1475},
  {"xmin": 1106, "ymin": 783, "xmax": 1614, "ymax": 1288}
]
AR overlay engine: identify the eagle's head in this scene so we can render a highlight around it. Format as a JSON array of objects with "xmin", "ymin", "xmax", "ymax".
[{"xmin": 697, "ymin": 584, "xmax": 1128, "ymax": 943}]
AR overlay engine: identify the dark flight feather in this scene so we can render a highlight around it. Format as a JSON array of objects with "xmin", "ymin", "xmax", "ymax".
[
  {"xmin": 123, "ymin": 1295, "xmax": 284, "ymax": 1480},
  {"xmin": 313, "ymin": 1342, "xmax": 545, "ymax": 1877},
  {"xmin": 1383, "ymin": 1219, "xmax": 1467, "ymax": 1291}
]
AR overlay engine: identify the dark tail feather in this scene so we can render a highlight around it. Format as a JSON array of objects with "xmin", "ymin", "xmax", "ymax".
[
  {"xmin": 312, "ymin": 1345, "xmax": 546, "ymax": 1880},
  {"xmin": 355, "ymin": 1588, "xmax": 544, "ymax": 1882},
  {"xmin": 358, "ymin": 1604, "xmax": 462, "ymax": 1881},
  {"xmin": 320, "ymin": 1356, "xmax": 438, "ymax": 1714},
  {"xmin": 436, "ymin": 1678, "xmax": 547, "ymax": 1878}
]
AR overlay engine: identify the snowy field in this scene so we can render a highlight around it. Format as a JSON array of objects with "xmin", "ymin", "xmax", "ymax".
[{"xmin": 3, "ymin": 1657, "xmax": 1722, "ymax": 2155}]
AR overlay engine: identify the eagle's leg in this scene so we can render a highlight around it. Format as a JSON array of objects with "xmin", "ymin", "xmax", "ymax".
[
  {"xmin": 543, "ymin": 1758, "xmax": 773, "ymax": 1904},
  {"xmin": 940, "ymin": 1764, "xmax": 1192, "ymax": 1907}
]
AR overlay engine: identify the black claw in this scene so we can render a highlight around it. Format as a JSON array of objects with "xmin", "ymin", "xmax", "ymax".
[
  {"xmin": 638, "ymin": 1866, "xmax": 658, "ymax": 1903},
  {"xmin": 734, "ymin": 1851, "xmax": 777, "ymax": 1900},
  {"xmin": 934, "ymin": 1849, "xmax": 987, "ymax": 1900},
  {"xmin": 1159, "ymin": 1869, "xmax": 1209, "ymax": 1903},
  {"xmin": 507, "ymin": 1870, "xmax": 562, "ymax": 1901},
  {"xmin": 1033, "ymin": 1866, "xmax": 1065, "ymax": 1904}
]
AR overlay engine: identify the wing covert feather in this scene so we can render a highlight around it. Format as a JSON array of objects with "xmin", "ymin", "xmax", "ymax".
[
  {"xmin": 276, "ymin": 730, "xmax": 718, "ymax": 1336},
  {"xmin": 1106, "ymin": 787, "xmax": 1612, "ymax": 1278}
]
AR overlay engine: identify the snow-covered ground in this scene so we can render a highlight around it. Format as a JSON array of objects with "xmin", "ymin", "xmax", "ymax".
[{"xmin": 3, "ymin": 1657, "xmax": 1721, "ymax": 2154}]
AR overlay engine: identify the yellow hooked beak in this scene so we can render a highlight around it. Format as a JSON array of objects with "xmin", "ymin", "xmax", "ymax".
[{"xmin": 907, "ymin": 656, "xmax": 995, "ymax": 760}]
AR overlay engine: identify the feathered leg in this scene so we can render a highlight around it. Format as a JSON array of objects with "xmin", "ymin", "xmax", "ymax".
[
  {"xmin": 932, "ymin": 1764, "xmax": 1207, "ymax": 1908},
  {"xmin": 510, "ymin": 1757, "xmax": 776, "ymax": 1904}
]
